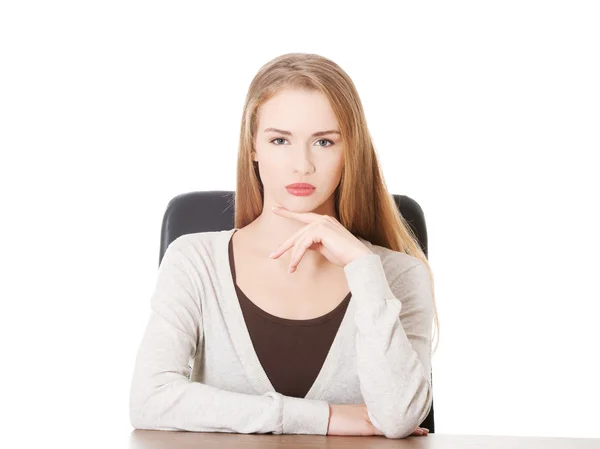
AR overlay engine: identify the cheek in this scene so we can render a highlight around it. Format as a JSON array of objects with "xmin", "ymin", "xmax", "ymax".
[
  {"xmin": 329, "ymin": 153, "xmax": 345, "ymax": 177},
  {"xmin": 321, "ymin": 160, "xmax": 344, "ymax": 190},
  {"xmin": 256, "ymin": 159, "xmax": 285, "ymax": 185}
]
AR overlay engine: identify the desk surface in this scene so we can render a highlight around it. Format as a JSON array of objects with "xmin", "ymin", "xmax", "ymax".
[{"xmin": 129, "ymin": 431, "xmax": 600, "ymax": 448}]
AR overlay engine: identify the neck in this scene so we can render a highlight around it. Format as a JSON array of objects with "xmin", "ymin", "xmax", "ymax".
[{"xmin": 243, "ymin": 198, "xmax": 338, "ymax": 272}]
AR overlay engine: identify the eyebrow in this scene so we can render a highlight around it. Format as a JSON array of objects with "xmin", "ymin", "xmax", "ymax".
[{"xmin": 263, "ymin": 127, "xmax": 341, "ymax": 137}]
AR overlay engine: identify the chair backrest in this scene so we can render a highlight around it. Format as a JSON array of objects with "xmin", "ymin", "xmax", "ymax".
[{"xmin": 159, "ymin": 190, "xmax": 435, "ymax": 432}]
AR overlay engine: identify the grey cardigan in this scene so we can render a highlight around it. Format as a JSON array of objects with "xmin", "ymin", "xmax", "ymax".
[{"xmin": 128, "ymin": 228, "xmax": 434, "ymax": 438}]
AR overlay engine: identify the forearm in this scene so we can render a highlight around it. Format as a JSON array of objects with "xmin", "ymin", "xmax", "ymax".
[
  {"xmin": 130, "ymin": 311, "xmax": 330, "ymax": 434},
  {"xmin": 344, "ymin": 254, "xmax": 434, "ymax": 438}
]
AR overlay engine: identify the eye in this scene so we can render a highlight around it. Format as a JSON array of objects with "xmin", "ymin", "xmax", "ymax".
[
  {"xmin": 316, "ymin": 139, "xmax": 334, "ymax": 147},
  {"xmin": 269, "ymin": 137, "xmax": 335, "ymax": 147}
]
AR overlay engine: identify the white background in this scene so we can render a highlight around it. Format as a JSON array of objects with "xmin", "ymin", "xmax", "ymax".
[{"xmin": 1, "ymin": 1, "xmax": 599, "ymax": 446}]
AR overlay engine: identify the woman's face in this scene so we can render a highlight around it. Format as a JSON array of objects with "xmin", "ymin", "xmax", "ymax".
[{"xmin": 253, "ymin": 88, "xmax": 345, "ymax": 213}]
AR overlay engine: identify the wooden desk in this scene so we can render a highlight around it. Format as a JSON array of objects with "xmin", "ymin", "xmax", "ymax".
[{"xmin": 129, "ymin": 431, "xmax": 600, "ymax": 448}]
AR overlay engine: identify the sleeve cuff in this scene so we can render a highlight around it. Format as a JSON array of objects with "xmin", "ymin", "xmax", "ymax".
[
  {"xmin": 343, "ymin": 254, "xmax": 396, "ymax": 307},
  {"xmin": 282, "ymin": 395, "xmax": 330, "ymax": 435}
]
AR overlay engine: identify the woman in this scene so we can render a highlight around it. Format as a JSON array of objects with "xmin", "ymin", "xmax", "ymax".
[{"xmin": 129, "ymin": 52, "xmax": 439, "ymax": 439}]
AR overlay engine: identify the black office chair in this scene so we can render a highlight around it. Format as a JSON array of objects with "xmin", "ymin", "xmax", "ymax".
[{"xmin": 159, "ymin": 190, "xmax": 435, "ymax": 433}]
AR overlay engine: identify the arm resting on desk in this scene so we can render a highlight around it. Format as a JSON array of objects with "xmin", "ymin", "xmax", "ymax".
[
  {"xmin": 129, "ymin": 242, "xmax": 330, "ymax": 435},
  {"xmin": 344, "ymin": 254, "xmax": 434, "ymax": 439}
]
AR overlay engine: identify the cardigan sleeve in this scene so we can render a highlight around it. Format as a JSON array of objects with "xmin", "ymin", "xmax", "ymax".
[
  {"xmin": 128, "ymin": 240, "xmax": 330, "ymax": 435},
  {"xmin": 343, "ymin": 253, "xmax": 434, "ymax": 439}
]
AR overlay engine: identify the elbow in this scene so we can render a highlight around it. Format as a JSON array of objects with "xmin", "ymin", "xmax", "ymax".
[
  {"xmin": 129, "ymin": 399, "xmax": 152, "ymax": 430},
  {"xmin": 130, "ymin": 401, "xmax": 163, "ymax": 431},
  {"xmin": 130, "ymin": 404, "xmax": 181, "ymax": 432},
  {"xmin": 385, "ymin": 426, "xmax": 420, "ymax": 439},
  {"xmin": 129, "ymin": 385, "xmax": 156, "ymax": 430},
  {"xmin": 130, "ymin": 409, "xmax": 148, "ymax": 430},
  {"xmin": 371, "ymin": 387, "xmax": 433, "ymax": 439},
  {"xmin": 129, "ymin": 384, "xmax": 183, "ymax": 432},
  {"xmin": 374, "ymin": 413, "xmax": 426, "ymax": 439}
]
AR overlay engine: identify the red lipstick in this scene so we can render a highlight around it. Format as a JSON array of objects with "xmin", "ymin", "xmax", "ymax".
[{"xmin": 286, "ymin": 183, "xmax": 316, "ymax": 196}]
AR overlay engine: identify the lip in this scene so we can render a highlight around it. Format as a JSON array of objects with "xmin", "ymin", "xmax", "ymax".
[
  {"xmin": 286, "ymin": 183, "xmax": 315, "ymax": 189},
  {"xmin": 286, "ymin": 183, "xmax": 316, "ymax": 197}
]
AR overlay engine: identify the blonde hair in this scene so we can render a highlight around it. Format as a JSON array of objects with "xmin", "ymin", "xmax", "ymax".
[{"xmin": 232, "ymin": 52, "xmax": 440, "ymax": 355}]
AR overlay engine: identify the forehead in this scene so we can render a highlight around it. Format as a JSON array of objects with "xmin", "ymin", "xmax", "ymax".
[{"xmin": 257, "ymin": 88, "xmax": 339, "ymax": 131}]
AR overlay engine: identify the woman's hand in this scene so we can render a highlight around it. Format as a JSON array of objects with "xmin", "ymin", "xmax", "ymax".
[
  {"xmin": 269, "ymin": 205, "xmax": 373, "ymax": 272},
  {"xmin": 326, "ymin": 404, "xmax": 429, "ymax": 437},
  {"xmin": 411, "ymin": 426, "xmax": 430, "ymax": 436}
]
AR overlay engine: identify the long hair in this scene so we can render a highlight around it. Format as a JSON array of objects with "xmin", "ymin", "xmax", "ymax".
[{"xmin": 231, "ymin": 52, "xmax": 440, "ymax": 355}]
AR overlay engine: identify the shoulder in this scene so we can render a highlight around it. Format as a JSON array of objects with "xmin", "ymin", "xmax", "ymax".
[
  {"xmin": 162, "ymin": 229, "xmax": 229, "ymax": 269},
  {"xmin": 167, "ymin": 230, "xmax": 224, "ymax": 253}
]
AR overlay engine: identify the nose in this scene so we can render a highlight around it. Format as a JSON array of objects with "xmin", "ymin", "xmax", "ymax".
[{"xmin": 293, "ymin": 148, "xmax": 315, "ymax": 175}]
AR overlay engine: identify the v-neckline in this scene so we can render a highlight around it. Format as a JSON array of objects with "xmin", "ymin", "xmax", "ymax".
[{"xmin": 215, "ymin": 227, "xmax": 358, "ymax": 400}]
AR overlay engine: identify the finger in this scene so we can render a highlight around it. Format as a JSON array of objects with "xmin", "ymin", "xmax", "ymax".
[
  {"xmin": 289, "ymin": 236, "xmax": 316, "ymax": 273},
  {"xmin": 269, "ymin": 228, "xmax": 306, "ymax": 259},
  {"xmin": 269, "ymin": 238, "xmax": 295, "ymax": 260},
  {"xmin": 269, "ymin": 223, "xmax": 314, "ymax": 259}
]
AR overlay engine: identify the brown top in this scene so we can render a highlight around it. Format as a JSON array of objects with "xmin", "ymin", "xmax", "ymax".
[{"xmin": 228, "ymin": 231, "xmax": 351, "ymax": 399}]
